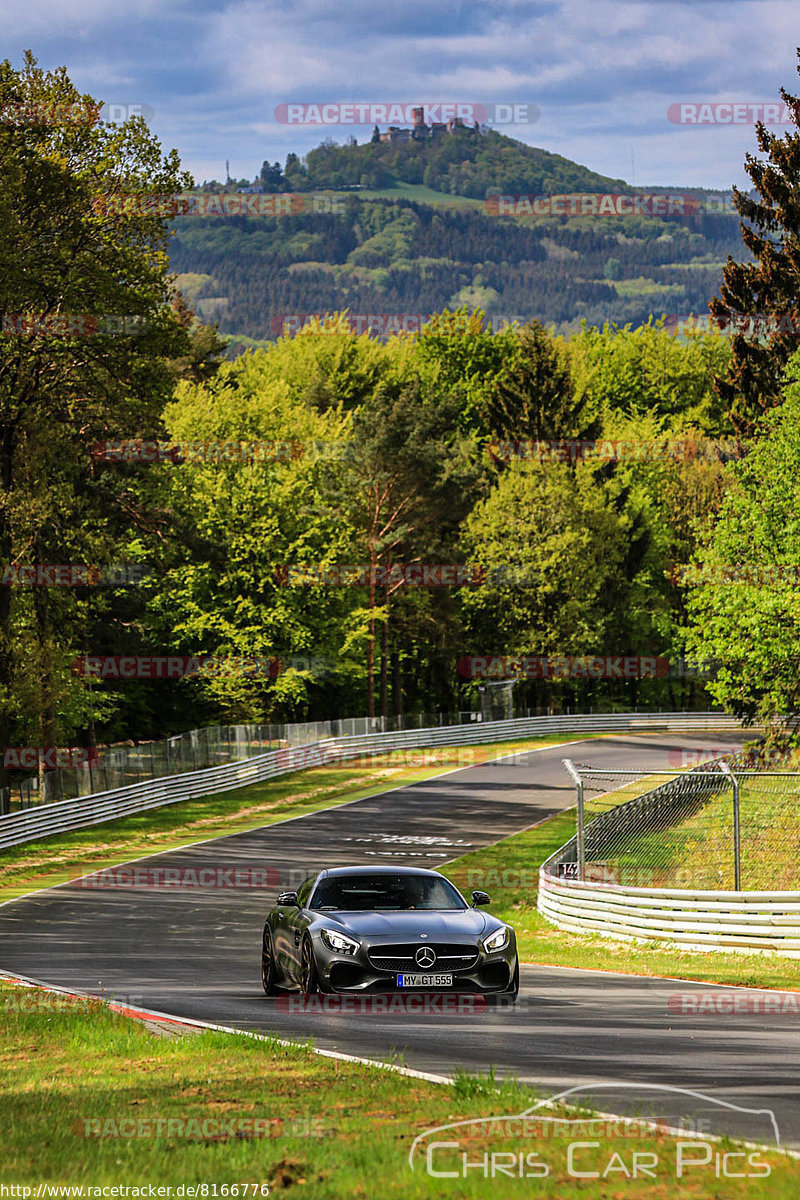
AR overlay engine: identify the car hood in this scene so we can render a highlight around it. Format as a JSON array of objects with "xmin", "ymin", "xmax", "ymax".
[{"xmin": 315, "ymin": 909, "xmax": 495, "ymax": 940}]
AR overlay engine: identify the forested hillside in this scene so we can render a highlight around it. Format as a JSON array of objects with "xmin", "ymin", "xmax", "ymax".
[
  {"xmin": 279, "ymin": 127, "xmax": 627, "ymax": 197},
  {"xmin": 170, "ymin": 196, "xmax": 743, "ymax": 346}
]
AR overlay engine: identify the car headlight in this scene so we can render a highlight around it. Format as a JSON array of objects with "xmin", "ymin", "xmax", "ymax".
[
  {"xmin": 482, "ymin": 926, "xmax": 509, "ymax": 953},
  {"xmin": 320, "ymin": 928, "xmax": 360, "ymax": 955}
]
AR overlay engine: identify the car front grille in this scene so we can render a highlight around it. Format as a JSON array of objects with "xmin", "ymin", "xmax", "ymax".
[{"xmin": 367, "ymin": 942, "xmax": 480, "ymax": 973}]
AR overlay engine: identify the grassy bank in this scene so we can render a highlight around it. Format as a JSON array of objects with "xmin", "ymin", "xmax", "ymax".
[{"xmin": 0, "ymin": 979, "xmax": 795, "ymax": 1197}]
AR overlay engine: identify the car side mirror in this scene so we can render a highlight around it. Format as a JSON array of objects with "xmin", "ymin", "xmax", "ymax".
[
  {"xmin": 471, "ymin": 890, "xmax": 491, "ymax": 907},
  {"xmin": 277, "ymin": 890, "xmax": 300, "ymax": 907}
]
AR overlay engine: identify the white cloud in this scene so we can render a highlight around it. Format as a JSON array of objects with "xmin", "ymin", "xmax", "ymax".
[{"xmin": 5, "ymin": 0, "xmax": 799, "ymax": 188}]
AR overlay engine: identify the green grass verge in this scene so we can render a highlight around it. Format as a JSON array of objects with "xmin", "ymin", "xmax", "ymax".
[
  {"xmin": 442, "ymin": 809, "xmax": 800, "ymax": 991},
  {"xmin": 1, "ymin": 979, "xmax": 795, "ymax": 1196},
  {"xmin": 0, "ymin": 734, "xmax": 594, "ymax": 905}
]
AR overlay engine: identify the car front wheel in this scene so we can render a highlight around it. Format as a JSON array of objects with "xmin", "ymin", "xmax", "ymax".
[
  {"xmin": 261, "ymin": 927, "xmax": 278, "ymax": 995},
  {"xmin": 505, "ymin": 959, "xmax": 520, "ymax": 1000},
  {"xmin": 301, "ymin": 935, "xmax": 324, "ymax": 994}
]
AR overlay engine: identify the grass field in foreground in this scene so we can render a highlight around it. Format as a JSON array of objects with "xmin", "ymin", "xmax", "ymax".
[
  {"xmin": 0, "ymin": 734, "xmax": 594, "ymax": 905},
  {"xmin": 442, "ymin": 810, "xmax": 800, "ymax": 991},
  {"xmin": 0, "ymin": 979, "xmax": 796, "ymax": 1197}
]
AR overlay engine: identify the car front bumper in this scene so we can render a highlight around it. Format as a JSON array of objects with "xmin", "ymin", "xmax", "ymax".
[{"xmin": 312, "ymin": 932, "xmax": 518, "ymax": 994}]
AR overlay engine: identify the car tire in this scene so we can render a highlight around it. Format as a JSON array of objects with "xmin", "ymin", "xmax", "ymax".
[
  {"xmin": 505, "ymin": 958, "xmax": 520, "ymax": 1001},
  {"xmin": 301, "ymin": 935, "xmax": 322, "ymax": 994},
  {"xmin": 486, "ymin": 960, "xmax": 519, "ymax": 1007},
  {"xmin": 261, "ymin": 927, "xmax": 278, "ymax": 995}
]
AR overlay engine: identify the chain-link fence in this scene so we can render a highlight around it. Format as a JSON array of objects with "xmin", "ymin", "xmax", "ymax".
[
  {"xmin": 2, "ymin": 724, "xmax": 282, "ymax": 814},
  {"xmin": 3, "ymin": 699, "xmax": 696, "ymax": 816},
  {"xmin": 552, "ymin": 754, "xmax": 800, "ymax": 891}
]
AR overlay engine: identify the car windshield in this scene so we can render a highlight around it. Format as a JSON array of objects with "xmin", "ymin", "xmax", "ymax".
[{"xmin": 310, "ymin": 873, "xmax": 466, "ymax": 912}]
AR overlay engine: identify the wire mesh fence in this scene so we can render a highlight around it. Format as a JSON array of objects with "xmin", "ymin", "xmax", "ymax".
[
  {"xmin": 551, "ymin": 753, "xmax": 800, "ymax": 891},
  {"xmin": 4, "ymin": 724, "xmax": 281, "ymax": 814},
  {"xmin": 3, "ymin": 699, "xmax": 698, "ymax": 817}
]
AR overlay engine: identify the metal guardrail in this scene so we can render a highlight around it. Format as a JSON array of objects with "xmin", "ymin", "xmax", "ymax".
[
  {"xmin": 0, "ymin": 710, "xmax": 745, "ymax": 849},
  {"xmin": 3, "ymin": 723, "xmax": 282, "ymax": 812},
  {"xmin": 539, "ymin": 750, "xmax": 800, "ymax": 954},
  {"xmin": 538, "ymin": 875, "xmax": 800, "ymax": 954}
]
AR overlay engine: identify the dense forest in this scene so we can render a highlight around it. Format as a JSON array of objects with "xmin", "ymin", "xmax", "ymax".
[
  {"xmin": 170, "ymin": 199, "xmax": 744, "ymax": 344},
  {"xmin": 3, "ymin": 54, "xmax": 799, "ymax": 781}
]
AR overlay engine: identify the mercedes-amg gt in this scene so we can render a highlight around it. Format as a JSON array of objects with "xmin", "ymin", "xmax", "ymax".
[{"xmin": 260, "ymin": 865, "xmax": 519, "ymax": 999}]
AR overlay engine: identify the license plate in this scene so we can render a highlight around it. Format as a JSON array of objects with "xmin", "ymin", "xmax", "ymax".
[{"xmin": 397, "ymin": 973, "xmax": 453, "ymax": 988}]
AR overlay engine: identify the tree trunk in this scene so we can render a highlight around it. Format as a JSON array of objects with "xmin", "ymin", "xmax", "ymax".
[
  {"xmin": 391, "ymin": 649, "xmax": 403, "ymax": 723},
  {"xmin": 0, "ymin": 427, "xmax": 15, "ymax": 813},
  {"xmin": 380, "ymin": 591, "xmax": 389, "ymax": 723},
  {"xmin": 367, "ymin": 551, "xmax": 376, "ymax": 720}
]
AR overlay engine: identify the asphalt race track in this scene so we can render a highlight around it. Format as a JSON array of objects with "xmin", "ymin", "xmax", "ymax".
[{"xmin": 4, "ymin": 731, "xmax": 800, "ymax": 1149}]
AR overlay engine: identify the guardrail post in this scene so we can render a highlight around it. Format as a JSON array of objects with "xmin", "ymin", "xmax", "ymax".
[
  {"xmin": 719, "ymin": 762, "xmax": 741, "ymax": 890},
  {"xmin": 563, "ymin": 759, "xmax": 585, "ymax": 881}
]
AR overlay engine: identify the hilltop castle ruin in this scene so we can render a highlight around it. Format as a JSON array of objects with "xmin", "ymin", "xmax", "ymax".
[{"xmin": 372, "ymin": 106, "xmax": 487, "ymax": 143}]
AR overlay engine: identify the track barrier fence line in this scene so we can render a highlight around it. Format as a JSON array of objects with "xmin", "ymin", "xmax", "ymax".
[
  {"xmin": 2, "ymin": 723, "xmax": 281, "ymax": 813},
  {"xmin": 0, "ymin": 710, "xmax": 745, "ymax": 849},
  {"xmin": 540, "ymin": 749, "xmax": 800, "ymax": 954},
  {"xmin": 1, "ymin": 710, "xmax": 494, "ymax": 814}
]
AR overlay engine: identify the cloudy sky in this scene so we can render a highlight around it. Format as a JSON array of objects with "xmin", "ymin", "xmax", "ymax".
[{"xmin": 6, "ymin": 0, "xmax": 800, "ymax": 188}]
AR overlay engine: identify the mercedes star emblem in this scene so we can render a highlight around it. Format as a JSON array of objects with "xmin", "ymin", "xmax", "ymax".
[{"xmin": 415, "ymin": 945, "xmax": 436, "ymax": 969}]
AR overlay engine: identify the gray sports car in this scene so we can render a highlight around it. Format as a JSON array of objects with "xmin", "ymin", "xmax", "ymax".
[{"xmin": 260, "ymin": 865, "xmax": 519, "ymax": 999}]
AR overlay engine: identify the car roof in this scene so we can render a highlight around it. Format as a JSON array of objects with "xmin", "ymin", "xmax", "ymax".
[{"xmin": 314, "ymin": 865, "xmax": 447, "ymax": 879}]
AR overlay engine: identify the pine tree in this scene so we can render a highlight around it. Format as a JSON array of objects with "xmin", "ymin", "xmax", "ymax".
[{"xmin": 711, "ymin": 56, "xmax": 800, "ymax": 434}]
